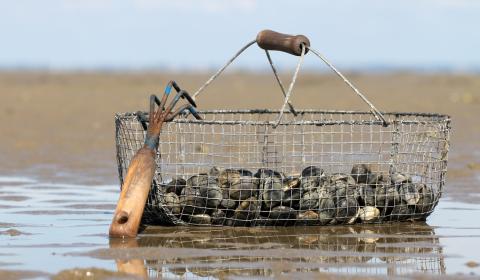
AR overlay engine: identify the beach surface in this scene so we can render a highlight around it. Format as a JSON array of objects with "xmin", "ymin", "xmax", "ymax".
[{"xmin": 0, "ymin": 71, "xmax": 479, "ymax": 279}]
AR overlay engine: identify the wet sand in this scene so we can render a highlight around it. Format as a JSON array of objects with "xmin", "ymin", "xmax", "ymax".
[
  {"xmin": 1, "ymin": 71, "xmax": 479, "ymax": 198},
  {"xmin": 0, "ymin": 176, "xmax": 480, "ymax": 279},
  {"xmin": 0, "ymin": 71, "xmax": 479, "ymax": 279}
]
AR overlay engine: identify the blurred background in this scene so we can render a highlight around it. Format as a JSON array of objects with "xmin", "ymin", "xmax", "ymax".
[
  {"xmin": 1, "ymin": 0, "xmax": 479, "ymax": 193},
  {"xmin": 1, "ymin": 0, "xmax": 479, "ymax": 71},
  {"xmin": 2, "ymin": 2, "xmax": 480, "ymax": 278}
]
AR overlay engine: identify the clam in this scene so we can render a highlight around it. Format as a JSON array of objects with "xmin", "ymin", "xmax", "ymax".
[
  {"xmin": 357, "ymin": 206, "xmax": 380, "ymax": 222},
  {"xmin": 282, "ymin": 177, "xmax": 301, "ymax": 208},
  {"xmin": 399, "ymin": 183, "xmax": 420, "ymax": 205},
  {"xmin": 163, "ymin": 177, "xmax": 186, "ymax": 196},
  {"xmin": 187, "ymin": 175, "xmax": 222, "ymax": 208},
  {"xmin": 414, "ymin": 183, "xmax": 436, "ymax": 214},
  {"xmin": 268, "ymin": 206, "xmax": 296, "ymax": 225},
  {"xmin": 220, "ymin": 189, "xmax": 237, "ymax": 209},
  {"xmin": 351, "ymin": 164, "xmax": 371, "ymax": 184},
  {"xmin": 298, "ymin": 191, "xmax": 319, "ymax": 210},
  {"xmin": 218, "ymin": 169, "xmax": 258, "ymax": 200},
  {"xmin": 335, "ymin": 198, "xmax": 359, "ymax": 223},
  {"xmin": 319, "ymin": 181, "xmax": 336, "ymax": 195},
  {"xmin": 254, "ymin": 168, "xmax": 283, "ymax": 179},
  {"xmin": 358, "ymin": 184, "xmax": 376, "ymax": 206},
  {"xmin": 300, "ymin": 177, "xmax": 319, "ymax": 192},
  {"xmin": 218, "ymin": 169, "xmax": 241, "ymax": 186},
  {"xmin": 282, "ymin": 176, "xmax": 301, "ymax": 191},
  {"xmin": 261, "ymin": 176, "xmax": 284, "ymax": 209},
  {"xmin": 282, "ymin": 188, "xmax": 301, "ymax": 208},
  {"xmin": 334, "ymin": 182, "xmax": 360, "ymax": 202},
  {"xmin": 300, "ymin": 166, "xmax": 324, "ymax": 192},
  {"xmin": 211, "ymin": 209, "xmax": 226, "ymax": 225},
  {"xmin": 237, "ymin": 169, "xmax": 254, "ymax": 177},
  {"xmin": 389, "ymin": 203, "xmax": 413, "ymax": 221},
  {"xmin": 391, "ymin": 172, "xmax": 412, "ymax": 186},
  {"xmin": 318, "ymin": 194, "xmax": 336, "ymax": 224},
  {"xmin": 301, "ymin": 166, "xmax": 324, "ymax": 177},
  {"xmin": 199, "ymin": 184, "xmax": 222, "ymax": 208},
  {"xmin": 188, "ymin": 214, "xmax": 212, "ymax": 225},
  {"xmin": 366, "ymin": 172, "xmax": 381, "ymax": 186},
  {"xmin": 296, "ymin": 210, "xmax": 319, "ymax": 225},
  {"xmin": 329, "ymin": 173, "xmax": 356, "ymax": 186},
  {"xmin": 233, "ymin": 197, "xmax": 259, "ymax": 221},
  {"xmin": 186, "ymin": 174, "xmax": 210, "ymax": 188},
  {"xmin": 375, "ymin": 183, "xmax": 400, "ymax": 207},
  {"xmin": 208, "ymin": 166, "xmax": 223, "ymax": 177},
  {"xmin": 368, "ymin": 173, "xmax": 391, "ymax": 187},
  {"xmin": 229, "ymin": 175, "xmax": 258, "ymax": 200},
  {"xmin": 161, "ymin": 192, "xmax": 181, "ymax": 215},
  {"xmin": 179, "ymin": 187, "xmax": 207, "ymax": 215}
]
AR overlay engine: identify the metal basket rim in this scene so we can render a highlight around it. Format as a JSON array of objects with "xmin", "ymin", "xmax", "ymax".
[{"xmin": 116, "ymin": 109, "xmax": 451, "ymax": 126}]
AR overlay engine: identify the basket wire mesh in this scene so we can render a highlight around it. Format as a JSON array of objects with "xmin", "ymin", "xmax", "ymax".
[{"xmin": 115, "ymin": 110, "xmax": 450, "ymax": 227}]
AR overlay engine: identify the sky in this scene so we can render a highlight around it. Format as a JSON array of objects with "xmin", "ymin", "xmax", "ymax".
[{"xmin": 1, "ymin": 0, "xmax": 479, "ymax": 71}]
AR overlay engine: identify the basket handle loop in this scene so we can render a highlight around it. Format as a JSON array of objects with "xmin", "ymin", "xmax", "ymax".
[
  {"xmin": 191, "ymin": 39, "xmax": 256, "ymax": 100},
  {"xmin": 306, "ymin": 46, "xmax": 389, "ymax": 126},
  {"xmin": 272, "ymin": 43, "xmax": 305, "ymax": 127},
  {"xmin": 191, "ymin": 30, "xmax": 388, "ymax": 127}
]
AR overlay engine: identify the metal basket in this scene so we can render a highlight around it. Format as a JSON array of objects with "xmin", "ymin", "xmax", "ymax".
[
  {"xmin": 114, "ymin": 33, "xmax": 451, "ymax": 227},
  {"xmin": 115, "ymin": 109, "xmax": 450, "ymax": 226}
]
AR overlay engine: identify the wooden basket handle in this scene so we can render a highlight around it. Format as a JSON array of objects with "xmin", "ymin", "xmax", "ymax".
[{"xmin": 256, "ymin": 29, "xmax": 310, "ymax": 56}]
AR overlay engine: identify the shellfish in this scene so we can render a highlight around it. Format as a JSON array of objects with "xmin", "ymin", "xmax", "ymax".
[
  {"xmin": 351, "ymin": 164, "xmax": 371, "ymax": 184},
  {"xmin": 161, "ymin": 192, "xmax": 181, "ymax": 215},
  {"xmin": 179, "ymin": 187, "xmax": 207, "ymax": 215},
  {"xmin": 163, "ymin": 177, "xmax": 186, "ymax": 196},
  {"xmin": 335, "ymin": 198, "xmax": 359, "ymax": 223},
  {"xmin": 357, "ymin": 206, "xmax": 380, "ymax": 222},
  {"xmin": 399, "ymin": 183, "xmax": 420, "ymax": 206}
]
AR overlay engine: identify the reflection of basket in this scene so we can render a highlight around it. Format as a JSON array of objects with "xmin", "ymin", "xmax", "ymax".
[
  {"xmin": 137, "ymin": 224, "xmax": 445, "ymax": 278},
  {"xmin": 115, "ymin": 31, "xmax": 451, "ymax": 227}
]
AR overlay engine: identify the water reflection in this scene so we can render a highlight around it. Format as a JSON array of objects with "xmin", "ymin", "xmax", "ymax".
[{"xmin": 110, "ymin": 222, "xmax": 445, "ymax": 279}]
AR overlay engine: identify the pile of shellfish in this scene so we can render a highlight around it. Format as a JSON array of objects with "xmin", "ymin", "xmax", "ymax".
[{"xmin": 154, "ymin": 164, "xmax": 437, "ymax": 226}]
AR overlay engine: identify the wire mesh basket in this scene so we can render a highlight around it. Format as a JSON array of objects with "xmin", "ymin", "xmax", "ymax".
[
  {"xmin": 114, "ymin": 31, "xmax": 451, "ymax": 227},
  {"xmin": 116, "ymin": 110, "xmax": 450, "ymax": 226}
]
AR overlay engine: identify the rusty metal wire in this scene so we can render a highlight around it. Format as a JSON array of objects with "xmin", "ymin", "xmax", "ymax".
[{"xmin": 115, "ymin": 110, "xmax": 450, "ymax": 227}]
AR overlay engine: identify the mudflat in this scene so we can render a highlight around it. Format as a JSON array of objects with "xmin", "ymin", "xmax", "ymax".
[
  {"xmin": 0, "ymin": 71, "xmax": 479, "ymax": 279},
  {"xmin": 1, "ymin": 71, "xmax": 478, "ymax": 198}
]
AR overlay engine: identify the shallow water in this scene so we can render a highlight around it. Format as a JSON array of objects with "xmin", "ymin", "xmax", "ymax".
[{"xmin": 0, "ymin": 175, "xmax": 480, "ymax": 279}]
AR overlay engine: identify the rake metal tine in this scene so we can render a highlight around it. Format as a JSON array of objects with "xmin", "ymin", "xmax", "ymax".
[
  {"xmin": 166, "ymin": 104, "xmax": 202, "ymax": 122},
  {"xmin": 170, "ymin": 80, "xmax": 181, "ymax": 92},
  {"xmin": 165, "ymin": 80, "xmax": 198, "ymax": 107},
  {"xmin": 181, "ymin": 90, "xmax": 198, "ymax": 108},
  {"xmin": 159, "ymin": 80, "xmax": 178, "ymax": 110},
  {"xmin": 187, "ymin": 105, "xmax": 202, "ymax": 119},
  {"xmin": 149, "ymin": 95, "xmax": 160, "ymax": 122},
  {"xmin": 165, "ymin": 89, "xmax": 187, "ymax": 114},
  {"xmin": 165, "ymin": 104, "xmax": 189, "ymax": 122}
]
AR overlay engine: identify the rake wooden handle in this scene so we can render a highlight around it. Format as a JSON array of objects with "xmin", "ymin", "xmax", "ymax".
[
  {"xmin": 109, "ymin": 146, "xmax": 156, "ymax": 238},
  {"xmin": 256, "ymin": 29, "xmax": 310, "ymax": 56},
  {"xmin": 110, "ymin": 238, "xmax": 148, "ymax": 278}
]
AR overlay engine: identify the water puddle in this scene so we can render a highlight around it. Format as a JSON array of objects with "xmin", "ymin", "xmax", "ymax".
[{"xmin": 0, "ymin": 175, "xmax": 479, "ymax": 279}]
